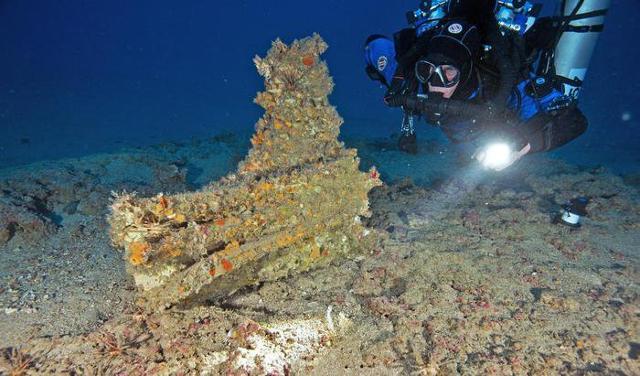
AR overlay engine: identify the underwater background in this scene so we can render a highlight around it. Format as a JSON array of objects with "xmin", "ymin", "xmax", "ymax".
[
  {"xmin": 1, "ymin": 0, "xmax": 638, "ymax": 172},
  {"xmin": 2, "ymin": 2, "xmax": 640, "ymax": 373}
]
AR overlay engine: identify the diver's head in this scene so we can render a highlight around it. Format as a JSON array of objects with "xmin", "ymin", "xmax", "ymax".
[
  {"xmin": 415, "ymin": 59, "xmax": 461, "ymax": 98},
  {"xmin": 415, "ymin": 21, "xmax": 481, "ymax": 99}
]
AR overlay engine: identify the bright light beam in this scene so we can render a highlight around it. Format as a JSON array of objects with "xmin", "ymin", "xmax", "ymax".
[
  {"xmin": 412, "ymin": 163, "xmax": 486, "ymax": 219},
  {"xmin": 479, "ymin": 143, "xmax": 513, "ymax": 170}
]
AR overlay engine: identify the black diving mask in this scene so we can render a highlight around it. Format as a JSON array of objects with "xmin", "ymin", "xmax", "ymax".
[{"xmin": 415, "ymin": 60, "xmax": 461, "ymax": 88}]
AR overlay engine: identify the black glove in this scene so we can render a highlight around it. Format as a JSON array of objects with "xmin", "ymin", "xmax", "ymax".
[
  {"xmin": 386, "ymin": 93, "xmax": 456, "ymax": 120},
  {"xmin": 385, "ymin": 93, "xmax": 422, "ymax": 110},
  {"xmin": 384, "ymin": 92, "xmax": 406, "ymax": 107},
  {"xmin": 402, "ymin": 96, "xmax": 421, "ymax": 112}
]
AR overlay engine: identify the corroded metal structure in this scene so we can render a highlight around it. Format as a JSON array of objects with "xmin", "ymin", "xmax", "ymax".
[{"xmin": 108, "ymin": 35, "xmax": 381, "ymax": 308}]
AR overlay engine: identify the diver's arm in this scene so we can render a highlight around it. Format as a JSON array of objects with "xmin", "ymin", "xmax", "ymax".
[
  {"xmin": 514, "ymin": 106, "xmax": 588, "ymax": 153},
  {"xmin": 386, "ymin": 94, "xmax": 497, "ymax": 123}
]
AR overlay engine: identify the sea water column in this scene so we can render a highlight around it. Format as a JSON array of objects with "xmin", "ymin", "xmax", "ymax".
[{"xmin": 108, "ymin": 34, "xmax": 382, "ymax": 308}]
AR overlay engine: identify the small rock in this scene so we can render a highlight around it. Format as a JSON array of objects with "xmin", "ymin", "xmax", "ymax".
[
  {"xmin": 0, "ymin": 223, "xmax": 16, "ymax": 245},
  {"xmin": 63, "ymin": 200, "xmax": 80, "ymax": 215}
]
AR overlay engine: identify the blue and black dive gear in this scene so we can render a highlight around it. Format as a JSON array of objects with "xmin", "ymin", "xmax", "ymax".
[
  {"xmin": 527, "ymin": 0, "xmax": 610, "ymax": 99},
  {"xmin": 364, "ymin": 34, "xmax": 420, "ymax": 153},
  {"xmin": 364, "ymin": 35, "xmax": 398, "ymax": 88},
  {"xmin": 406, "ymin": 0, "xmax": 450, "ymax": 37},
  {"xmin": 402, "ymin": 0, "xmax": 609, "ymax": 101},
  {"xmin": 494, "ymin": 0, "xmax": 542, "ymax": 35},
  {"xmin": 407, "ymin": 0, "xmax": 541, "ymax": 36},
  {"xmin": 366, "ymin": 0, "xmax": 606, "ymax": 154},
  {"xmin": 508, "ymin": 75, "xmax": 565, "ymax": 122}
]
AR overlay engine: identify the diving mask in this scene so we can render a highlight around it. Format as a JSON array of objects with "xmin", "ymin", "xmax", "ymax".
[{"xmin": 415, "ymin": 60, "xmax": 461, "ymax": 88}]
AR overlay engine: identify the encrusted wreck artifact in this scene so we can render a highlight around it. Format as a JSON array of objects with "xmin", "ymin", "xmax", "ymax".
[{"xmin": 108, "ymin": 34, "xmax": 382, "ymax": 308}]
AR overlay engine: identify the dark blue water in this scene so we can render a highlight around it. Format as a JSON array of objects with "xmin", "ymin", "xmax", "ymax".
[{"xmin": 0, "ymin": 0, "xmax": 638, "ymax": 171}]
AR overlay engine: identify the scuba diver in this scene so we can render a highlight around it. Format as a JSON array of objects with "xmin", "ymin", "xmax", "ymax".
[{"xmin": 364, "ymin": 0, "xmax": 609, "ymax": 170}]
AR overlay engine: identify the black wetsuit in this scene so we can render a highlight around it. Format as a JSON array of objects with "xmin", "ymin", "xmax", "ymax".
[{"xmin": 386, "ymin": 0, "xmax": 589, "ymax": 154}]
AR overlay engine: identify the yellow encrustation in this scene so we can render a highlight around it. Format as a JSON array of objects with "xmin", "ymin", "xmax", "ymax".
[{"xmin": 108, "ymin": 34, "xmax": 382, "ymax": 308}]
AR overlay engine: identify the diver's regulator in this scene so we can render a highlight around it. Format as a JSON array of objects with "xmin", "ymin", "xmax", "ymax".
[{"xmin": 406, "ymin": 0, "xmax": 540, "ymax": 38}]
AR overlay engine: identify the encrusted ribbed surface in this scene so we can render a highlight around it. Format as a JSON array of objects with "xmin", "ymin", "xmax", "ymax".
[{"xmin": 108, "ymin": 34, "xmax": 382, "ymax": 308}]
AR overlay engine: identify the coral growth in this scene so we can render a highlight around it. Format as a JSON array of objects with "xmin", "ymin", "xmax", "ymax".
[{"xmin": 108, "ymin": 34, "xmax": 381, "ymax": 308}]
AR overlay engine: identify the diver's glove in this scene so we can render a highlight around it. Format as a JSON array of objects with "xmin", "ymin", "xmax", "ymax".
[
  {"xmin": 384, "ymin": 92, "xmax": 406, "ymax": 108},
  {"xmin": 474, "ymin": 142, "xmax": 531, "ymax": 171},
  {"xmin": 385, "ymin": 94, "xmax": 450, "ymax": 115},
  {"xmin": 384, "ymin": 92, "xmax": 405, "ymax": 107},
  {"xmin": 472, "ymin": 115, "xmax": 532, "ymax": 171},
  {"xmin": 387, "ymin": 90, "xmax": 519, "ymax": 124}
]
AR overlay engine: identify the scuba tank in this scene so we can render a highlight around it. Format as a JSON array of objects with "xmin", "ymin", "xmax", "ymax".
[{"xmin": 553, "ymin": 0, "xmax": 610, "ymax": 98}]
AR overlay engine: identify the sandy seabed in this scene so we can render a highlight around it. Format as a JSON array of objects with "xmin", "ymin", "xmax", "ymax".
[{"xmin": 0, "ymin": 133, "xmax": 638, "ymax": 375}]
